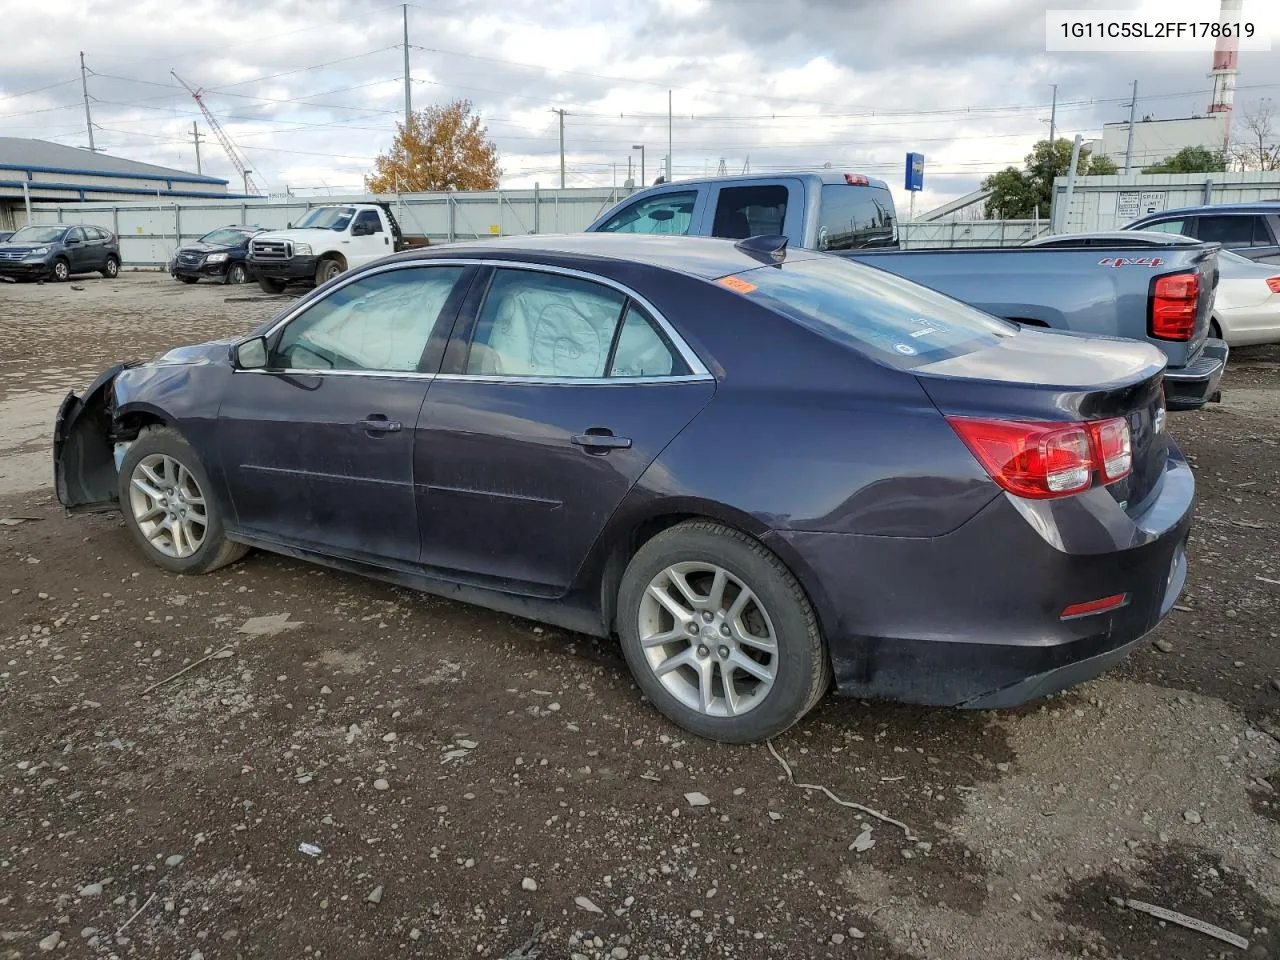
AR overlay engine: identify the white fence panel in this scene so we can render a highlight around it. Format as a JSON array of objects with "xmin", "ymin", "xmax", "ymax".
[{"xmin": 1050, "ymin": 171, "xmax": 1280, "ymax": 234}]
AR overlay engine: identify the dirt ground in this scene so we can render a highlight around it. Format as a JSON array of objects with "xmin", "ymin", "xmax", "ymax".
[{"xmin": 2, "ymin": 273, "xmax": 1279, "ymax": 960}]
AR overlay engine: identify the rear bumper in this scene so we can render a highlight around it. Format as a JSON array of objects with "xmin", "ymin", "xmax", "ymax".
[
  {"xmin": 247, "ymin": 256, "xmax": 317, "ymax": 281},
  {"xmin": 1163, "ymin": 338, "xmax": 1228, "ymax": 410},
  {"xmin": 768, "ymin": 448, "xmax": 1195, "ymax": 708}
]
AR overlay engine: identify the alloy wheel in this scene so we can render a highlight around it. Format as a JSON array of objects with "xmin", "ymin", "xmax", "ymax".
[
  {"xmin": 637, "ymin": 561, "xmax": 778, "ymax": 717},
  {"xmin": 53, "ymin": 261, "xmax": 69, "ymax": 281},
  {"xmin": 127, "ymin": 453, "xmax": 208, "ymax": 559}
]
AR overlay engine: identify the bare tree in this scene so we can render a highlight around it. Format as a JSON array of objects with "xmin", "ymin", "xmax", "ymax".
[{"xmin": 1231, "ymin": 99, "xmax": 1280, "ymax": 171}]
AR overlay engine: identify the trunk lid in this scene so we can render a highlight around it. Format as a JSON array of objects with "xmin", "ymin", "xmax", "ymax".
[{"xmin": 916, "ymin": 327, "xmax": 1170, "ymax": 510}]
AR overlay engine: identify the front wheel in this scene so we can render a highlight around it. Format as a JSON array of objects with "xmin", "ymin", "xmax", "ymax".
[
  {"xmin": 616, "ymin": 521, "xmax": 830, "ymax": 743},
  {"xmin": 117, "ymin": 426, "xmax": 248, "ymax": 575},
  {"xmin": 257, "ymin": 276, "xmax": 287, "ymax": 294},
  {"xmin": 225, "ymin": 262, "xmax": 248, "ymax": 285},
  {"xmin": 50, "ymin": 259, "xmax": 70, "ymax": 282},
  {"xmin": 179, "ymin": 276, "xmax": 199, "ymax": 285},
  {"xmin": 315, "ymin": 258, "xmax": 344, "ymax": 286},
  {"xmin": 101, "ymin": 256, "xmax": 120, "ymax": 279}
]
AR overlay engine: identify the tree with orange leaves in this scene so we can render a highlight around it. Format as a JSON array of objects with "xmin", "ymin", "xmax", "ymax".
[{"xmin": 366, "ymin": 99, "xmax": 501, "ymax": 193}]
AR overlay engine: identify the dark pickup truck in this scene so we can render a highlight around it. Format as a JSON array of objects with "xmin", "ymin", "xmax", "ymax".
[{"xmin": 586, "ymin": 172, "xmax": 1227, "ymax": 409}]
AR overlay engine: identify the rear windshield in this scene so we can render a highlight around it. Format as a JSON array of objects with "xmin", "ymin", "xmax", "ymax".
[
  {"xmin": 719, "ymin": 255, "xmax": 1015, "ymax": 369},
  {"xmin": 817, "ymin": 184, "xmax": 896, "ymax": 250}
]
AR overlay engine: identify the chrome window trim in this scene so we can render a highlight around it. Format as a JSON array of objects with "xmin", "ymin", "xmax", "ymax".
[
  {"xmin": 434, "ymin": 373, "xmax": 711, "ymax": 386},
  {"xmin": 248, "ymin": 257, "xmax": 713, "ymax": 382},
  {"xmin": 234, "ymin": 368, "xmax": 436, "ymax": 380}
]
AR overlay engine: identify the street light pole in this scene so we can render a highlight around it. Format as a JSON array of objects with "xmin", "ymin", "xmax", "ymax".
[{"xmin": 632, "ymin": 144, "xmax": 645, "ymax": 186}]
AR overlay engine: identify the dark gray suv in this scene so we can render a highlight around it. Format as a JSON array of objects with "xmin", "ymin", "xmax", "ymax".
[
  {"xmin": 0, "ymin": 224, "xmax": 121, "ymax": 281},
  {"xmin": 1126, "ymin": 202, "xmax": 1280, "ymax": 265}
]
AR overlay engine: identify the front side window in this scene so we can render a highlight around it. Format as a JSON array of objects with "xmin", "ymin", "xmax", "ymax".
[
  {"xmin": 1196, "ymin": 215, "xmax": 1256, "ymax": 246},
  {"xmin": 717, "ymin": 255, "xmax": 1014, "ymax": 370},
  {"xmin": 817, "ymin": 184, "xmax": 896, "ymax": 250},
  {"xmin": 597, "ymin": 191, "xmax": 697, "ymax": 236},
  {"xmin": 67, "ymin": 227, "xmax": 87, "ymax": 243},
  {"xmin": 711, "ymin": 185, "xmax": 789, "ymax": 239},
  {"xmin": 353, "ymin": 210, "xmax": 384, "ymax": 234},
  {"xmin": 274, "ymin": 266, "xmax": 464, "ymax": 372}
]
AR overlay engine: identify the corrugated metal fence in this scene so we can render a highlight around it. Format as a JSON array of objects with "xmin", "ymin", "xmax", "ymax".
[
  {"xmin": 1050, "ymin": 171, "xmax": 1280, "ymax": 234},
  {"xmin": 27, "ymin": 188, "xmax": 634, "ymax": 268},
  {"xmin": 898, "ymin": 220, "xmax": 1049, "ymax": 248}
]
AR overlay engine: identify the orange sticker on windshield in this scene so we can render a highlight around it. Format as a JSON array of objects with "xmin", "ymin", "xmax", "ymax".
[{"xmin": 717, "ymin": 276, "xmax": 758, "ymax": 294}]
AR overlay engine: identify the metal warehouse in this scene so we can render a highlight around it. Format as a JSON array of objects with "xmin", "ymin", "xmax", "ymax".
[{"xmin": 0, "ymin": 137, "xmax": 233, "ymax": 229}]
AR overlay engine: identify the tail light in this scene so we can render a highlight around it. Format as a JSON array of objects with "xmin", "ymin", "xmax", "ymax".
[
  {"xmin": 947, "ymin": 416, "xmax": 1133, "ymax": 500},
  {"xmin": 843, "ymin": 173, "xmax": 870, "ymax": 186},
  {"xmin": 1150, "ymin": 272, "xmax": 1200, "ymax": 341},
  {"xmin": 1267, "ymin": 277, "xmax": 1280, "ymax": 294}
]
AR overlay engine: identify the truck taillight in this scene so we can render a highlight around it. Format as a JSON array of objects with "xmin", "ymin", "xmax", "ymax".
[
  {"xmin": 1149, "ymin": 272, "xmax": 1199, "ymax": 341},
  {"xmin": 1267, "ymin": 277, "xmax": 1280, "ymax": 294},
  {"xmin": 946, "ymin": 416, "xmax": 1132, "ymax": 499}
]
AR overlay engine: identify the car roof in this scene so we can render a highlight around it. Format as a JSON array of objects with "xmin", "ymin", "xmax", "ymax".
[
  {"xmin": 403, "ymin": 233, "xmax": 823, "ymax": 280},
  {"xmin": 627, "ymin": 170, "xmax": 891, "ymax": 190},
  {"xmin": 1132, "ymin": 202, "xmax": 1280, "ymax": 219}
]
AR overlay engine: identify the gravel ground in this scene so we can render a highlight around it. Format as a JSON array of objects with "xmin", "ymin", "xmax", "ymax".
[{"xmin": 1, "ymin": 273, "xmax": 1279, "ymax": 959}]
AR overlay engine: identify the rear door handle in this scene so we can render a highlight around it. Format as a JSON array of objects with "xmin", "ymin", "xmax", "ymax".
[
  {"xmin": 359, "ymin": 417, "xmax": 402, "ymax": 434},
  {"xmin": 571, "ymin": 429, "xmax": 631, "ymax": 451}
]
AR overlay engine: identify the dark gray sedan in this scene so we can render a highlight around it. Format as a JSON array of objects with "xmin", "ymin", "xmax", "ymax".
[{"xmin": 53, "ymin": 234, "xmax": 1194, "ymax": 742}]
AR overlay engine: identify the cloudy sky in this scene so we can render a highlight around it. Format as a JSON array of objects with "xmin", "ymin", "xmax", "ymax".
[{"xmin": 2, "ymin": 0, "xmax": 1278, "ymax": 212}]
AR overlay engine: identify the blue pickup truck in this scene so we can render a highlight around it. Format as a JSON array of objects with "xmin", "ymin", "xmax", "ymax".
[{"xmin": 585, "ymin": 171, "xmax": 1227, "ymax": 409}]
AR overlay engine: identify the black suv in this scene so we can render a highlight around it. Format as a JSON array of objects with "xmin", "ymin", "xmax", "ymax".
[
  {"xmin": 0, "ymin": 224, "xmax": 121, "ymax": 281},
  {"xmin": 1126, "ymin": 202, "xmax": 1280, "ymax": 265},
  {"xmin": 171, "ymin": 226, "xmax": 261, "ymax": 285}
]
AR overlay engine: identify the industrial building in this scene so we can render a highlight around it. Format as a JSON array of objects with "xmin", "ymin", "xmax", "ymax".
[{"xmin": 0, "ymin": 138, "xmax": 232, "ymax": 229}]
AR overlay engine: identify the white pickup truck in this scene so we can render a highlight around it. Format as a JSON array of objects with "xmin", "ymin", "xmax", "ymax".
[{"xmin": 246, "ymin": 202, "xmax": 427, "ymax": 293}]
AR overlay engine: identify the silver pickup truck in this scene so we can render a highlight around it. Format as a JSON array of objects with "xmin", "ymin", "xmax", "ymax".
[{"xmin": 585, "ymin": 171, "xmax": 1227, "ymax": 410}]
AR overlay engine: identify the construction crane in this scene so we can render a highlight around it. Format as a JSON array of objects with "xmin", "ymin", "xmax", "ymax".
[{"xmin": 170, "ymin": 70, "xmax": 261, "ymax": 195}]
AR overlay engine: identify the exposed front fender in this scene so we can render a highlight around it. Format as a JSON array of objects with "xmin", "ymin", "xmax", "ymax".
[{"xmin": 53, "ymin": 362, "xmax": 137, "ymax": 512}]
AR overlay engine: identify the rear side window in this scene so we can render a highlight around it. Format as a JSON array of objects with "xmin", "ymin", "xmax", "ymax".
[
  {"xmin": 711, "ymin": 185, "xmax": 788, "ymax": 239},
  {"xmin": 817, "ymin": 184, "xmax": 896, "ymax": 250},
  {"xmin": 597, "ymin": 191, "xmax": 697, "ymax": 235},
  {"xmin": 717, "ymin": 256, "xmax": 1014, "ymax": 369},
  {"xmin": 1196, "ymin": 215, "xmax": 1257, "ymax": 246}
]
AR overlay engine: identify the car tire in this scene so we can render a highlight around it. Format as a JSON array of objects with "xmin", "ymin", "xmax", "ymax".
[
  {"xmin": 179, "ymin": 276, "xmax": 199, "ymax": 285},
  {"xmin": 101, "ymin": 256, "xmax": 120, "ymax": 279},
  {"xmin": 225, "ymin": 263, "xmax": 248, "ymax": 285},
  {"xmin": 117, "ymin": 426, "xmax": 249, "ymax": 576},
  {"xmin": 51, "ymin": 258, "xmax": 70, "ymax": 282},
  {"xmin": 257, "ymin": 276, "xmax": 287, "ymax": 294},
  {"xmin": 616, "ymin": 520, "xmax": 830, "ymax": 743},
  {"xmin": 315, "ymin": 257, "xmax": 344, "ymax": 286}
]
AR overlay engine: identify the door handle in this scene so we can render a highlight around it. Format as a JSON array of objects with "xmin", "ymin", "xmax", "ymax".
[
  {"xmin": 359, "ymin": 417, "xmax": 402, "ymax": 433},
  {"xmin": 571, "ymin": 429, "xmax": 631, "ymax": 451}
]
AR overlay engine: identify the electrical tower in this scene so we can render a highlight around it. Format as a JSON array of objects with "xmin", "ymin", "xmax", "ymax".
[{"xmin": 171, "ymin": 70, "xmax": 261, "ymax": 195}]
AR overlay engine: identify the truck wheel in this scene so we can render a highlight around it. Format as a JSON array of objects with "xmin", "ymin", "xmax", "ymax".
[
  {"xmin": 315, "ymin": 257, "xmax": 344, "ymax": 286},
  {"xmin": 51, "ymin": 258, "xmax": 71, "ymax": 282},
  {"xmin": 257, "ymin": 276, "xmax": 287, "ymax": 294}
]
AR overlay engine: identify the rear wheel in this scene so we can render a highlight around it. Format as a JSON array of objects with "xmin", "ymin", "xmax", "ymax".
[
  {"xmin": 51, "ymin": 258, "xmax": 70, "ymax": 282},
  {"xmin": 101, "ymin": 256, "xmax": 119, "ymax": 279},
  {"xmin": 225, "ymin": 262, "xmax": 248, "ymax": 285},
  {"xmin": 117, "ymin": 426, "xmax": 248, "ymax": 575},
  {"xmin": 257, "ymin": 276, "xmax": 287, "ymax": 294},
  {"xmin": 616, "ymin": 520, "xmax": 830, "ymax": 743},
  {"xmin": 315, "ymin": 257, "xmax": 344, "ymax": 286}
]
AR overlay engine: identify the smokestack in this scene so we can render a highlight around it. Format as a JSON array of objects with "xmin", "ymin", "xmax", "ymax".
[{"xmin": 1208, "ymin": 0, "xmax": 1242, "ymax": 151}]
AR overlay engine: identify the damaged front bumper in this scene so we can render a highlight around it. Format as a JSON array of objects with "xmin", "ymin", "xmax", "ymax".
[{"xmin": 53, "ymin": 362, "xmax": 137, "ymax": 513}]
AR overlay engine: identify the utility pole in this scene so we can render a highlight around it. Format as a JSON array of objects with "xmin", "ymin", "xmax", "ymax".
[
  {"xmin": 1062, "ymin": 134, "xmax": 1083, "ymax": 231},
  {"xmin": 667, "ymin": 89, "xmax": 673, "ymax": 182},
  {"xmin": 1048, "ymin": 83, "xmax": 1058, "ymax": 146},
  {"xmin": 627, "ymin": 154, "xmax": 632, "ymax": 184},
  {"xmin": 402, "ymin": 4, "xmax": 412, "ymax": 126},
  {"xmin": 553, "ymin": 109, "xmax": 567, "ymax": 188},
  {"xmin": 1124, "ymin": 80, "xmax": 1138, "ymax": 173},
  {"xmin": 79, "ymin": 51, "xmax": 95, "ymax": 153},
  {"xmin": 632, "ymin": 144, "xmax": 645, "ymax": 185},
  {"xmin": 191, "ymin": 121, "xmax": 204, "ymax": 174}
]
